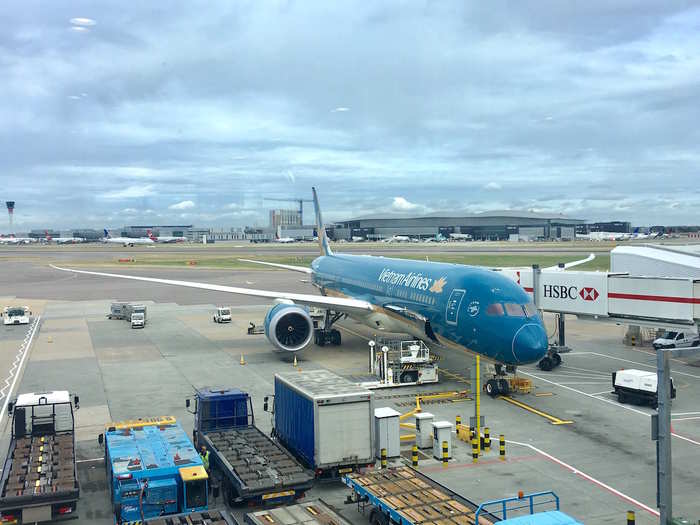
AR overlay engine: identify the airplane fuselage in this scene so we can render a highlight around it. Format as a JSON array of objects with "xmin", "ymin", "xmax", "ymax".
[{"xmin": 311, "ymin": 254, "xmax": 548, "ymax": 365}]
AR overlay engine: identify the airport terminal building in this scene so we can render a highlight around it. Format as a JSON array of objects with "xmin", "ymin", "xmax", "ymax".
[{"xmin": 333, "ymin": 211, "xmax": 585, "ymax": 241}]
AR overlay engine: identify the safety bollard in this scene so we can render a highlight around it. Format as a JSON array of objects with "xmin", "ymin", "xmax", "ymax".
[
  {"xmin": 484, "ymin": 427, "xmax": 491, "ymax": 452},
  {"xmin": 381, "ymin": 448, "xmax": 387, "ymax": 469},
  {"xmin": 412, "ymin": 445, "xmax": 418, "ymax": 467},
  {"xmin": 499, "ymin": 434, "xmax": 505, "ymax": 461},
  {"xmin": 456, "ymin": 415, "xmax": 462, "ymax": 429},
  {"xmin": 471, "ymin": 436, "xmax": 479, "ymax": 463},
  {"xmin": 469, "ymin": 426, "xmax": 475, "ymax": 440},
  {"xmin": 441, "ymin": 441, "xmax": 448, "ymax": 467},
  {"xmin": 626, "ymin": 511, "xmax": 635, "ymax": 525}
]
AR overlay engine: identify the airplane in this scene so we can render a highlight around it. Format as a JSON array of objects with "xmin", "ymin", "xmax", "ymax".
[
  {"xmin": 147, "ymin": 230, "xmax": 186, "ymax": 243},
  {"xmin": 274, "ymin": 226, "xmax": 295, "ymax": 243},
  {"xmin": 0, "ymin": 234, "xmax": 35, "ymax": 244},
  {"xmin": 383, "ymin": 235, "xmax": 411, "ymax": 243},
  {"xmin": 53, "ymin": 188, "xmax": 551, "ymax": 396},
  {"xmin": 102, "ymin": 229, "xmax": 154, "ymax": 247},
  {"xmin": 44, "ymin": 231, "xmax": 85, "ymax": 244}
]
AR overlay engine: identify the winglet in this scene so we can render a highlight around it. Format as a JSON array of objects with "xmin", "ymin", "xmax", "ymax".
[{"xmin": 312, "ymin": 187, "xmax": 333, "ymax": 256}]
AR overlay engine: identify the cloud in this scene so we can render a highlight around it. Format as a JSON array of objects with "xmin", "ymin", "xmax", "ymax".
[
  {"xmin": 391, "ymin": 197, "xmax": 421, "ymax": 212},
  {"xmin": 169, "ymin": 200, "xmax": 195, "ymax": 210},
  {"xmin": 484, "ymin": 182, "xmax": 502, "ymax": 190},
  {"xmin": 331, "ymin": 107, "xmax": 350, "ymax": 113},
  {"xmin": 100, "ymin": 185, "xmax": 156, "ymax": 200}
]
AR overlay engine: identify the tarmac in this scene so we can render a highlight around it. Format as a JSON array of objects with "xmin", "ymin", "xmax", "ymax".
[{"xmin": 0, "ymin": 255, "xmax": 699, "ymax": 524}]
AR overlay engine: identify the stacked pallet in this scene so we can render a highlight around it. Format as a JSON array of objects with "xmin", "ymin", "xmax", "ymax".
[
  {"xmin": 142, "ymin": 509, "xmax": 232, "ymax": 524},
  {"xmin": 350, "ymin": 467, "xmax": 493, "ymax": 525},
  {"xmin": 207, "ymin": 427, "xmax": 310, "ymax": 491},
  {"xmin": 2, "ymin": 434, "xmax": 76, "ymax": 498}
]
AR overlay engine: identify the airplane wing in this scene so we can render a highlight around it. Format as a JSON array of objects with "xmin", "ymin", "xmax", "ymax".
[
  {"xmin": 490, "ymin": 253, "xmax": 595, "ymax": 272},
  {"xmin": 238, "ymin": 259, "xmax": 312, "ymax": 274},
  {"xmin": 49, "ymin": 265, "xmax": 372, "ymax": 313}
]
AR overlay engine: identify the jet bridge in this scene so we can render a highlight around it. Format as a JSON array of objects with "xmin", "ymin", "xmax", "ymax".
[{"xmin": 496, "ymin": 268, "xmax": 700, "ymax": 331}]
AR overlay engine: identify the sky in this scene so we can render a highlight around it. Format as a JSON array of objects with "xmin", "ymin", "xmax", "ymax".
[{"xmin": 2, "ymin": 1, "xmax": 700, "ymax": 231}]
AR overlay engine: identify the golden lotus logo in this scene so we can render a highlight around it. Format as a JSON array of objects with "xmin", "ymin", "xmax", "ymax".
[{"xmin": 429, "ymin": 276, "xmax": 447, "ymax": 293}]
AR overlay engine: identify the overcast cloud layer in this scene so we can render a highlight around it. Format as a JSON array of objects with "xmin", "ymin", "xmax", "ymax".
[{"xmin": 2, "ymin": 1, "xmax": 699, "ymax": 230}]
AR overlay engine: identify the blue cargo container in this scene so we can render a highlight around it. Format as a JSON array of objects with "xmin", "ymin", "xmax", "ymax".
[
  {"xmin": 102, "ymin": 417, "xmax": 207, "ymax": 523},
  {"xmin": 273, "ymin": 370, "xmax": 374, "ymax": 477}
]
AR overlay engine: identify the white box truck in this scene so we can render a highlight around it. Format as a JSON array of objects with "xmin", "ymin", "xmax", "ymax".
[
  {"xmin": 612, "ymin": 369, "xmax": 676, "ymax": 408},
  {"xmin": 213, "ymin": 307, "xmax": 231, "ymax": 323},
  {"xmin": 2, "ymin": 306, "xmax": 31, "ymax": 326}
]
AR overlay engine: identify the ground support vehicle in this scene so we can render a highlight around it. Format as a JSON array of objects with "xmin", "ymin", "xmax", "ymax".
[
  {"xmin": 0, "ymin": 391, "xmax": 80, "ymax": 524},
  {"xmin": 653, "ymin": 330, "xmax": 700, "ymax": 350},
  {"xmin": 121, "ymin": 509, "xmax": 235, "ymax": 524},
  {"xmin": 107, "ymin": 302, "xmax": 129, "ymax": 320},
  {"xmin": 613, "ymin": 369, "xmax": 676, "ymax": 408},
  {"xmin": 124, "ymin": 304, "xmax": 147, "ymax": 325},
  {"xmin": 130, "ymin": 312, "xmax": 145, "ymax": 329},
  {"xmin": 245, "ymin": 500, "xmax": 351, "ymax": 525},
  {"xmin": 188, "ymin": 388, "xmax": 313, "ymax": 506},
  {"xmin": 272, "ymin": 370, "xmax": 374, "ymax": 478},
  {"xmin": 343, "ymin": 467, "xmax": 500, "ymax": 525},
  {"xmin": 369, "ymin": 338, "xmax": 438, "ymax": 386},
  {"xmin": 101, "ymin": 416, "xmax": 208, "ymax": 523},
  {"xmin": 213, "ymin": 307, "xmax": 232, "ymax": 323},
  {"xmin": 2, "ymin": 306, "xmax": 31, "ymax": 326}
]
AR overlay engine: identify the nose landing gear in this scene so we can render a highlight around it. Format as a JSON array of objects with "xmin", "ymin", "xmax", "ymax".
[{"xmin": 537, "ymin": 350, "xmax": 562, "ymax": 371}]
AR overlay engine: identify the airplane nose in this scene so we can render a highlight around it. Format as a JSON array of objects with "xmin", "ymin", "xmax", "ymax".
[{"xmin": 512, "ymin": 324, "xmax": 548, "ymax": 364}]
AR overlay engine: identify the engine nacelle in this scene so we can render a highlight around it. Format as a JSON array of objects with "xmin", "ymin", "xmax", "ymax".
[{"xmin": 264, "ymin": 303, "xmax": 314, "ymax": 352}]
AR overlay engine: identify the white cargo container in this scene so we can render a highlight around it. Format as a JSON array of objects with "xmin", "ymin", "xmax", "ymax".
[{"xmin": 612, "ymin": 369, "xmax": 676, "ymax": 408}]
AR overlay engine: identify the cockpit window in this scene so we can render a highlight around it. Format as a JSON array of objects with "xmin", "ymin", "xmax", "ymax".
[
  {"xmin": 504, "ymin": 303, "xmax": 526, "ymax": 317},
  {"xmin": 523, "ymin": 303, "xmax": 538, "ymax": 317},
  {"xmin": 486, "ymin": 303, "xmax": 505, "ymax": 316}
]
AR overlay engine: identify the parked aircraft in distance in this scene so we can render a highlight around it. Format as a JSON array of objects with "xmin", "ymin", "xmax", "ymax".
[
  {"xmin": 103, "ymin": 229, "xmax": 154, "ymax": 246},
  {"xmin": 0, "ymin": 234, "xmax": 35, "ymax": 244},
  {"xmin": 44, "ymin": 231, "xmax": 84, "ymax": 244},
  {"xmin": 147, "ymin": 230, "xmax": 186, "ymax": 243}
]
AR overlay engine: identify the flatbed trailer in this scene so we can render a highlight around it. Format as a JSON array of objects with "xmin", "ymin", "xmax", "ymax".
[
  {"xmin": 245, "ymin": 500, "xmax": 351, "ymax": 525},
  {"xmin": 343, "ymin": 467, "xmax": 500, "ymax": 525},
  {"xmin": 121, "ymin": 509, "xmax": 236, "ymax": 524},
  {"xmin": 0, "ymin": 391, "xmax": 80, "ymax": 524},
  {"xmin": 188, "ymin": 388, "xmax": 314, "ymax": 506}
]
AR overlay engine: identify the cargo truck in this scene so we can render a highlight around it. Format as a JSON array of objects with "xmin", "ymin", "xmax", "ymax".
[
  {"xmin": 99, "ymin": 416, "xmax": 208, "ymax": 523},
  {"xmin": 186, "ymin": 387, "xmax": 314, "ymax": 505},
  {"xmin": 0, "ymin": 391, "xmax": 80, "ymax": 524},
  {"xmin": 107, "ymin": 302, "xmax": 129, "ymax": 320},
  {"xmin": 124, "ymin": 304, "xmax": 147, "ymax": 327},
  {"xmin": 213, "ymin": 307, "xmax": 232, "ymax": 323},
  {"xmin": 271, "ymin": 370, "xmax": 375, "ymax": 478}
]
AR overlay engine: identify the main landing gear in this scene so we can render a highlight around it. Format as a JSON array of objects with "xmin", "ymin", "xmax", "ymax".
[{"xmin": 314, "ymin": 310, "xmax": 346, "ymax": 347}]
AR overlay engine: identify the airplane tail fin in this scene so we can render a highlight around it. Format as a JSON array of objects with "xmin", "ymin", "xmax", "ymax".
[
  {"xmin": 147, "ymin": 229, "xmax": 156, "ymax": 241},
  {"xmin": 104, "ymin": 229, "xmax": 111, "ymax": 238},
  {"xmin": 275, "ymin": 226, "xmax": 281, "ymax": 240},
  {"xmin": 312, "ymin": 187, "xmax": 333, "ymax": 256}
]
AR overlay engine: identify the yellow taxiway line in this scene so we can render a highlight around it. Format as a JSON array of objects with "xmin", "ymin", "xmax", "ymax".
[{"xmin": 498, "ymin": 395, "xmax": 573, "ymax": 425}]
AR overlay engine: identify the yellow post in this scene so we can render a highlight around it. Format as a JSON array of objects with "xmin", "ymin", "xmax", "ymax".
[
  {"xmin": 412, "ymin": 445, "xmax": 418, "ymax": 467},
  {"xmin": 499, "ymin": 434, "xmax": 505, "ymax": 461},
  {"xmin": 441, "ymin": 441, "xmax": 448, "ymax": 467},
  {"xmin": 456, "ymin": 415, "xmax": 461, "ymax": 429},
  {"xmin": 484, "ymin": 427, "xmax": 491, "ymax": 452},
  {"xmin": 626, "ymin": 510, "xmax": 635, "ymax": 525},
  {"xmin": 293, "ymin": 355, "xmax": 297, "ymax": 367},
  {"xmin": 240, "ymin": 354, "xmax": 246, "ymax": 365},
  {"xmin": 381, "ymin": 448, "xmax": 387, "ymax": 469},
  {"xmin": 471, "ymin": 436, "xmax": 478, "ymax": 463},
  {"xmin": 475, "ymin": 355, "xmax": 481, "ymax": 453}
]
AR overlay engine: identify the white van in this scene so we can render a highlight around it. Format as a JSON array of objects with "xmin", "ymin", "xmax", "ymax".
[{"xmin": 653, "ymin": 331, "xmax": 700, "ymax": 350}]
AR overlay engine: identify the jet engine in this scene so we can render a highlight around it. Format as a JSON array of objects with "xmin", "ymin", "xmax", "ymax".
[{"xmin": 264, "ymin": 303, "xmax": 314, "ymax": 352}]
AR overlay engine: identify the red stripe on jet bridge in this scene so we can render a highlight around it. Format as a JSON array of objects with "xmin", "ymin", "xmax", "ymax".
[{"xmin": 608, "ymin": 292, "xmax": 700, "ymax": 304}]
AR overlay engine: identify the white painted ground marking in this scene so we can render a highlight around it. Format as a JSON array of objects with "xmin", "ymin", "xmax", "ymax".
[
  {"xmin": 556, "ymin": 382, "xmax": 611, "ymax": 385},
  {"xmin": 522, "ymin": 370, "xmax": 700, "ymax": 447},
  {"xmin": 76, "ymin": 457, "xmax": 104, "ymax": 464},
  {"xmin": 671, "ymin": 411, "xmax": 700, "ymax": 416},
  {"xmin": 0, "ymin": 317, "xmax": 41, "ymax": 424},
  {"xmin": 506, "ymin": 439, "xmax": 659, "ymax": 517},
  {"xmin": 568, "ymin": 352, "xmax": 700, "ymax": 380},
  {"xmin": 672, "ymin": 416, "xmax": 700, "ymax": 422},
  {"xmin": 590, "ymin": 390, "xmax": 613, "ymax": 396}
]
